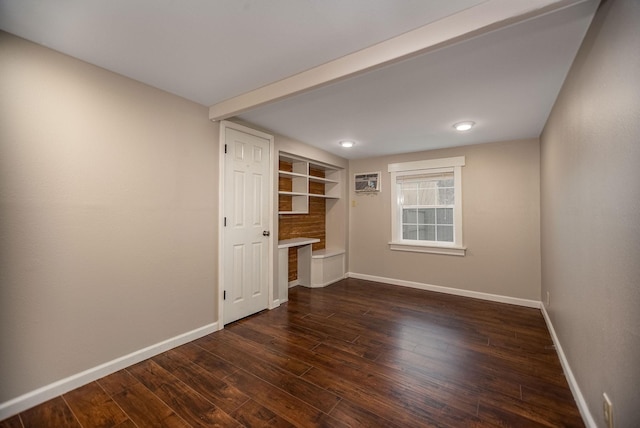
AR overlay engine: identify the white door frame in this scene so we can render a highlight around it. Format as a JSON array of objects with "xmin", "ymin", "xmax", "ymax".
[{"xmin": 218, "ymin": 120, "xmax": 276, "ymax": 328}]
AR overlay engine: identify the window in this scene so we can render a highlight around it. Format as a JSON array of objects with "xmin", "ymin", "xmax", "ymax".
[
  {"xmin": 388, "ymin": 157, "xmax": 465, "ymax": 256},
  {"xmin": 399, "ymin": 172, "xmax": 454, "ymax": 242}
]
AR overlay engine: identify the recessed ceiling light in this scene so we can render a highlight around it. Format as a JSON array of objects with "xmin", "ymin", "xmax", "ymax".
[
  {"xmin": 453, "ymin": 121, "xmax": 475, "ymax": 132},
  {"xmin": 339, "ymin": 140, "xmax": 355, "ymax": 148}
]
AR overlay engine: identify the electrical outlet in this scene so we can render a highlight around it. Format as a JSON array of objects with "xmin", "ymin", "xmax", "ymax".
[
  {"xmin": 351, "ymin": 200, "xmax": 356, "ymax": 207},
  {"xmin": 546, "ymin": 291, "xmax": 550, "ymax": 306},
  {"xmin": 603, "ymin": 393, "xmax": 613, "ymax": 428}
]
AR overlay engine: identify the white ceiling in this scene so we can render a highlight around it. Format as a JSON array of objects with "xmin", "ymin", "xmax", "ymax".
[{"xmin": 0, "ymin": 0, "xmax": 598, "ymax": 159}]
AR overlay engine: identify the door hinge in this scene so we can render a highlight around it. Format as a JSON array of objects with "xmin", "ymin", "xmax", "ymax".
[
  {"xmin": 224, "ymin": 144, "xmax": 227, "ymax": 154},
  {"xmin": 223, "ymin": 217, "xmax": 227, "ymax": 227},
  {"xmin": 223, "ymin": 290, "xmax": 226, "ymax": 300}
]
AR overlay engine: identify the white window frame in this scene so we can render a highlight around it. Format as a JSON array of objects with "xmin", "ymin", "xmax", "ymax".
[{"xmin": 388, "ymin": 156, "xmax": 466, "ymax": 256}]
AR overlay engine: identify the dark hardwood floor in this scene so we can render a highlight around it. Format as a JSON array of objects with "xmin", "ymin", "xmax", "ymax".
[{"xmin": 1, "ymin": 278, "xmax": 584, "ymax": 427}]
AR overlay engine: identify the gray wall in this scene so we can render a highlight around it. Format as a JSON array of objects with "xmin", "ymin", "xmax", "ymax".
[
  {"xmin": 349, "ymin": 138, "xmax": 541, "ymax": 300},
  {"xmin": 540, "ymin": 0, "xmax": 640, "ymax": 426},
  {"xmin": 0, "ymin": 32, "xmax": 220, "ymax": 403}
]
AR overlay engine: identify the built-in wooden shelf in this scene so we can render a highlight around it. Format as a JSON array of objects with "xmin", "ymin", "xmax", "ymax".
[{"xmin": 278, "ymin": 152, "xmax": 341, "ymax": 215}]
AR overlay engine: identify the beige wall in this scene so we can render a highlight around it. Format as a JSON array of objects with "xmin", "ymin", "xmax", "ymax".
[
  {"xmin": 540, "ymin": 0, "xmax": 640, "ymax": 426},
  {"xmin": 349, "ymin": 138, "xmax": 541, "ymax": 300},
  {"xmin": 0, "ymin": 32, "xmax": 219, "ymax": 403}
]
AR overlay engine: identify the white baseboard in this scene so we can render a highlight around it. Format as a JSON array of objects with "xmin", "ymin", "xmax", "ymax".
[
  {"xmin": 346, "ymin": 272, "xmax": 541, "ymax": 308},
  {"xmin": 308, "ymin": 274, "xmax": 348, "ymax": 288},
  {"xmin": 541, "ymin": 305, "xmax": 595, "ymax": 428},
  {"xmin": 269, "ymin": 299, "xmax": 281, "ymax": 309},
  {"xmin": 345, "ymin": 272, "xmax": 591, "ymax": 427},
  {"xmin": 0, "ymin": 321, "xmax": 219, "ymax": 421},
  {"xmin": 288, "ymin": 279, "xmax": 299, "ymax": 288}
]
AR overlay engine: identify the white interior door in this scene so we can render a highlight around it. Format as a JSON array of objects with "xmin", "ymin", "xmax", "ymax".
[{"xmin": 222, "ymin": 125, "xmax": 272, "ymax": 324}]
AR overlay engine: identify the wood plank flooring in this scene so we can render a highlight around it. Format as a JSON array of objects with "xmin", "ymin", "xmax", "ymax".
[{"xmin": 0, "ymin": 278, "xmax": 584, "ymax": 427}]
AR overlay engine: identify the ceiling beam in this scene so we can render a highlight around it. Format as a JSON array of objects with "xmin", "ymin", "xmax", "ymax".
[{"xmin": 209, "ymin": 0, "xmax": 589, "ymax": 121}]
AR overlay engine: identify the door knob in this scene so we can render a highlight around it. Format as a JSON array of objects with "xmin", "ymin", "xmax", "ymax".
[{"xmin": 263, "ymin": 231, "xmax": 270, "ymax": 237}]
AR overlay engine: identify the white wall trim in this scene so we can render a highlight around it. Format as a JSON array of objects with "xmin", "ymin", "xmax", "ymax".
[
  {"xmin": 307, "ymin": 275, "xmax": 347, "ymax": 288},
  {"xmin": 389, "ymin": 159, "xmax": 465, "ymax": 251},
  {"xmin": 0, "ymin": 322, "xmax": 219, "ymax": 421},
  {"xmin": 387, "ymin": 156, "xmax": 465, "ymax": 172},
  {"xmin": 288, "ymin": 279, "xmax": 300, "ymax": 288},
  {"xmin": 345, "ymin": 272, "xmax": 592, "ymax": 427},
  {"xmin": 389, "ymin": 242, "xmax": 466, "ymax": 256},
  {"xmin": 540, "ymin": 305, "xmax": 596, "ymax": 428},
  {"xmin": 346, "ymin": 272, "xmax": 540, "ymax": 308}
]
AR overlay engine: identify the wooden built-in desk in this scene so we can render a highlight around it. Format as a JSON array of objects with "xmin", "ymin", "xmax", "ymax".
[{"xmin": 277, "ymin": 238, "xmax": 320, "ymax": 302}]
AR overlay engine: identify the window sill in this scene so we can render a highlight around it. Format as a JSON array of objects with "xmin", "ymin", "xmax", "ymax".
[{"xmin": 388, "ymin": 241, "xmax": 466, "ymax": 256}]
